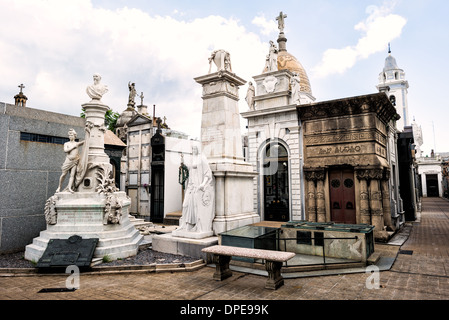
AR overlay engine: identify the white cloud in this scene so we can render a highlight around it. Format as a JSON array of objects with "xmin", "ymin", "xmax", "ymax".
[
  {"xmin": 312, "ymin": 2, "xmax": 407, "ymax": 78},
  {"xmin": 0, "ymin": 0, "xmax": 267, "ymax": 139},
  {"xmin": 252, "ymin": 14, "xmax": 278, "ymax": 36}
]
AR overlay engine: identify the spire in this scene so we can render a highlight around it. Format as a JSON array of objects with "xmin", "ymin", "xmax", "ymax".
[{"xmin": 388, "ymin": 42, "xmax": 391, "ymax": 54}]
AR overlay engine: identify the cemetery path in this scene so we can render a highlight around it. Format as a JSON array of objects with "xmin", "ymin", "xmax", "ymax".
[{"xmin": 0, "ymin": 197, "xmax": 448, "ymax": 305}]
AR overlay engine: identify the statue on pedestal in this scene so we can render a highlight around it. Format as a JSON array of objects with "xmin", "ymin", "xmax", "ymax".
[{"xmin": 174, "ymin": 146, "xmax": 215, "ymax": 236}]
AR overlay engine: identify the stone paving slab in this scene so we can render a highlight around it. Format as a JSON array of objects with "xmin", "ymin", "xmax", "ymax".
[{"xmin": 1, "ymin": 198, "xmax": 449, "ymax": 305}]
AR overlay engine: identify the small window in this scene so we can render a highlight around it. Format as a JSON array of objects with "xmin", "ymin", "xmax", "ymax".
[{"xmin": 20, "ymin": 132, "xmax": 70, "ymax": 145}]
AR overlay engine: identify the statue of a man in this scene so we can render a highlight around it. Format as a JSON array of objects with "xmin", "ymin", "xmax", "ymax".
[
  {"xmin": 175, "ymin": 146, "xmax": 215, "ymax": 235},
  {"xmin": 56, "ymin": 129, "xmax": 85, "ymax": 193},
  {"xmin": 86, "ymin": 73, "xmax": 108, "ymax": 101},
  {"xmin": 245, "ymin": 82, "xmax": 256, "ymax": 110}
]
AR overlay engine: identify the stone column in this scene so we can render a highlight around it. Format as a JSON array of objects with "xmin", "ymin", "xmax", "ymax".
[
  {"xmin": 195, "ymin": 69, "xmax": 259, "ymax": 234},
  {"xmin": 78, "ymin": 101, "xmax": 112, "ymax": 193},
  {"xmin": 381, "ymin": 168, "xmax": 395, "ymax": 231},
  {"xmin": 356, "ymin": 169, "xmax": 371, "ymax": 225},
  {"xmin": 368, "ymin": 168, "xmax": 389, "ymax": 240},
  {"xmin": 307, "ymin": 179, "xmax": 316, "ymax": 222},
  {"xmin": 315, "ymin": 170, "xmax": 326, "ymax": 223},
  {"xmin": 369, "ymin": 178, "xmax": 384, "ymax": 230}
]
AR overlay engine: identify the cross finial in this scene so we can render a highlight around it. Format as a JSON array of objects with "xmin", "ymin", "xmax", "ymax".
[
  {"xmin": 388, "ymin": 43, "xmax": 391, "ymax": 54},
  {"xmin": 18, "ymin": 84, "xmax": 25, "ymax": 93},
  {"xmin": 276, "ymin": 11, "xmax": 287, "ymax": 32},
  {"xmin": 139, "ymin": 92, "xmax": 144, "ymax": 105}
]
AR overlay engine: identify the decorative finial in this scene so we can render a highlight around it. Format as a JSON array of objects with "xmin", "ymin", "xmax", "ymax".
[
  {"xmin": 388, "ymin": 43, "xmax": 391, "ymax": 54},
  {"xmin": 18, "ymin": 83, "xmax": 25, "ymax": 93}
]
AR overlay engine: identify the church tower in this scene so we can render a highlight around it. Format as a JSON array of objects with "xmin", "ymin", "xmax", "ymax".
[{"xmin": 377, "ymin": 45, "xmax": 409, "ymax": 131}]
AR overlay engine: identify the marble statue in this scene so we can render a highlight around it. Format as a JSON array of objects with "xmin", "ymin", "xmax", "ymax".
[
  {"xmin": 128, "ymin": 82, "xmax": 137, "ymax": 107},
  {"xmin": 175, "ymin": 146, "xmax": 215, "ymax": 235},
  {"xmin": 55, "ymin": 129, "xmax": 85, "ymax": 193},
  {"xmin": 265, "ymin": 41, "xmax": 278, "ymax": 72},
  {"xmin": 208, "ymin": 49, "xmax": 232, "ymax": 73},
  {"xmin": 245, "ymin": 82, "xmax": 256, "ymax": 110},
  {"xmin": 86, "ymin": 73, "xmax": 108, "ymax": 102},
  {"xmin": 290, "ymin": 72, "xmax": 301, "ymax": 104}
]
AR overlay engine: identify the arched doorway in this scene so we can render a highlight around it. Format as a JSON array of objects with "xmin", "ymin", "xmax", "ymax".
[{"xmin": 262, "ymin": 141, "xmax": 290, "ymax": 221}]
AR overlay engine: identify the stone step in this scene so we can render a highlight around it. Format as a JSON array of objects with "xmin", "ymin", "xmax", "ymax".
[
  {"xmin": 34, "ymin": 223, "xmax": 140, "ymax": 243},
  {"xmin": 163, "ymin": 211, "xmax": 182, "ymax": 226},
  {"xmin": 25, "ymin": 226, "xmax": 144, "ymax": 263}
]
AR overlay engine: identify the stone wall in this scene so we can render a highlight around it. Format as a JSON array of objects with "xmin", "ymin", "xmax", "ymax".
[{"xmin": 0, "ymin": 102, "xmax": 85, "ymax": 253}]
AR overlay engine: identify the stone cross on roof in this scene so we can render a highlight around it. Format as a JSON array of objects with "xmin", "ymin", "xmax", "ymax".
[
  {"xmin": 156, "ymin": 117, "xmax": 162, "ymax": 129},
  {"xmin": 139, "ymin": 92, "xmax": 144, "ymax": 105},
  {"xmin": 18, "ymin": 83, "xmax": 25, "ymax": 93},
  {"xmin": 276, "ymin": 11, "xmax": 287, "ymax": 32}
]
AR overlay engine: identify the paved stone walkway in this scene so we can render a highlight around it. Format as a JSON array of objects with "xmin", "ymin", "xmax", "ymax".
[{"xmin": 1, "ymin": 198, "xmax": 448, "ymax": 306}]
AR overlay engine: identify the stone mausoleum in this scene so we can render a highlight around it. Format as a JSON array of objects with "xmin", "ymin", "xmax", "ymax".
[{"xmin": 241, "ymin": 12, "xmax": 399, "ymax": 241}]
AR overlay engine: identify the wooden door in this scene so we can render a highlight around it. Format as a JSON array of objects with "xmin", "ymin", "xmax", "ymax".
[{"xmin": 329, "ymin": 169, "xmax": 356, "ymax": 224}]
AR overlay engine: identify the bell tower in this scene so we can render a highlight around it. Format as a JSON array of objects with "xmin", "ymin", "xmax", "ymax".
[{"xmin": 377, "ymin": 44, "xmax": 409, "ymax": 131}]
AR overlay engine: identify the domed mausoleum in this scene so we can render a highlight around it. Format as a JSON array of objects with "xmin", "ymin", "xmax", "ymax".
[{"xmin": 242, "ymin": 12, "xmax": 399, "ymax": 241}]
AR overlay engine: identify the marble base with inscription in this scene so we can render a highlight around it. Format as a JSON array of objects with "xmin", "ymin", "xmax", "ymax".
[{"xmin": 24, "ymin": 191, "xmax": 143, "ymax": 263}]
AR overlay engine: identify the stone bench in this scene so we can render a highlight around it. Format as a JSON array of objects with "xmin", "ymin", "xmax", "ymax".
[{"xmin": 202, "ymin": 245, "xmax": 296, "ymax": 290}]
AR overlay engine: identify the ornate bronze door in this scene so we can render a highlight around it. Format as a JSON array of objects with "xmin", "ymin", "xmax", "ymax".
[
  {"xmin": 263, "ymin": 142, "xmax": 289, "ymax": 222},
  {"xmin": 329, "ymin": 169, "xmax": 356, "ymax": 224}
]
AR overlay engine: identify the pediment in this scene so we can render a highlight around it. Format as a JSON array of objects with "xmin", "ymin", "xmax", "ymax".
[{"xmin": 126, "ymin": 113, "xmax": 152, "ymax": 127}]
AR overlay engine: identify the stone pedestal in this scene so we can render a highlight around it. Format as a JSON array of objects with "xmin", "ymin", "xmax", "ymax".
[
  {"xmin": 24, "ymin": 191, "xmax": 143, "ymax": 262},
  {"xmin": 78, "ymin": 102, "xmax": 112, "ymax": 193},
  {"xmin": 195, "ymin": 71, "xmax": 260, "ymax": 235},
  {"xmin": 25, "ymin": 96, "xmax": 143, "ymax": 264}
]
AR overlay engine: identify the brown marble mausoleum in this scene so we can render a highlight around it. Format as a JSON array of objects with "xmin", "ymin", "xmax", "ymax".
[{"xmin": 298, "ymin": 92, "xmax": 399, "ymax": 240}]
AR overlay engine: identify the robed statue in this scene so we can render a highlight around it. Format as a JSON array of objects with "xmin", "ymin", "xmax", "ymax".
[{"xmin": 173, "ymin": 146, "xmax": 215, "ymax": 237}]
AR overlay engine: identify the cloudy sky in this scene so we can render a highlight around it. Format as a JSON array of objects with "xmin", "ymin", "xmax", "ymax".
[{"xmin": 1, "ymin": 0, "xmax": 447, "ymax": 156}]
